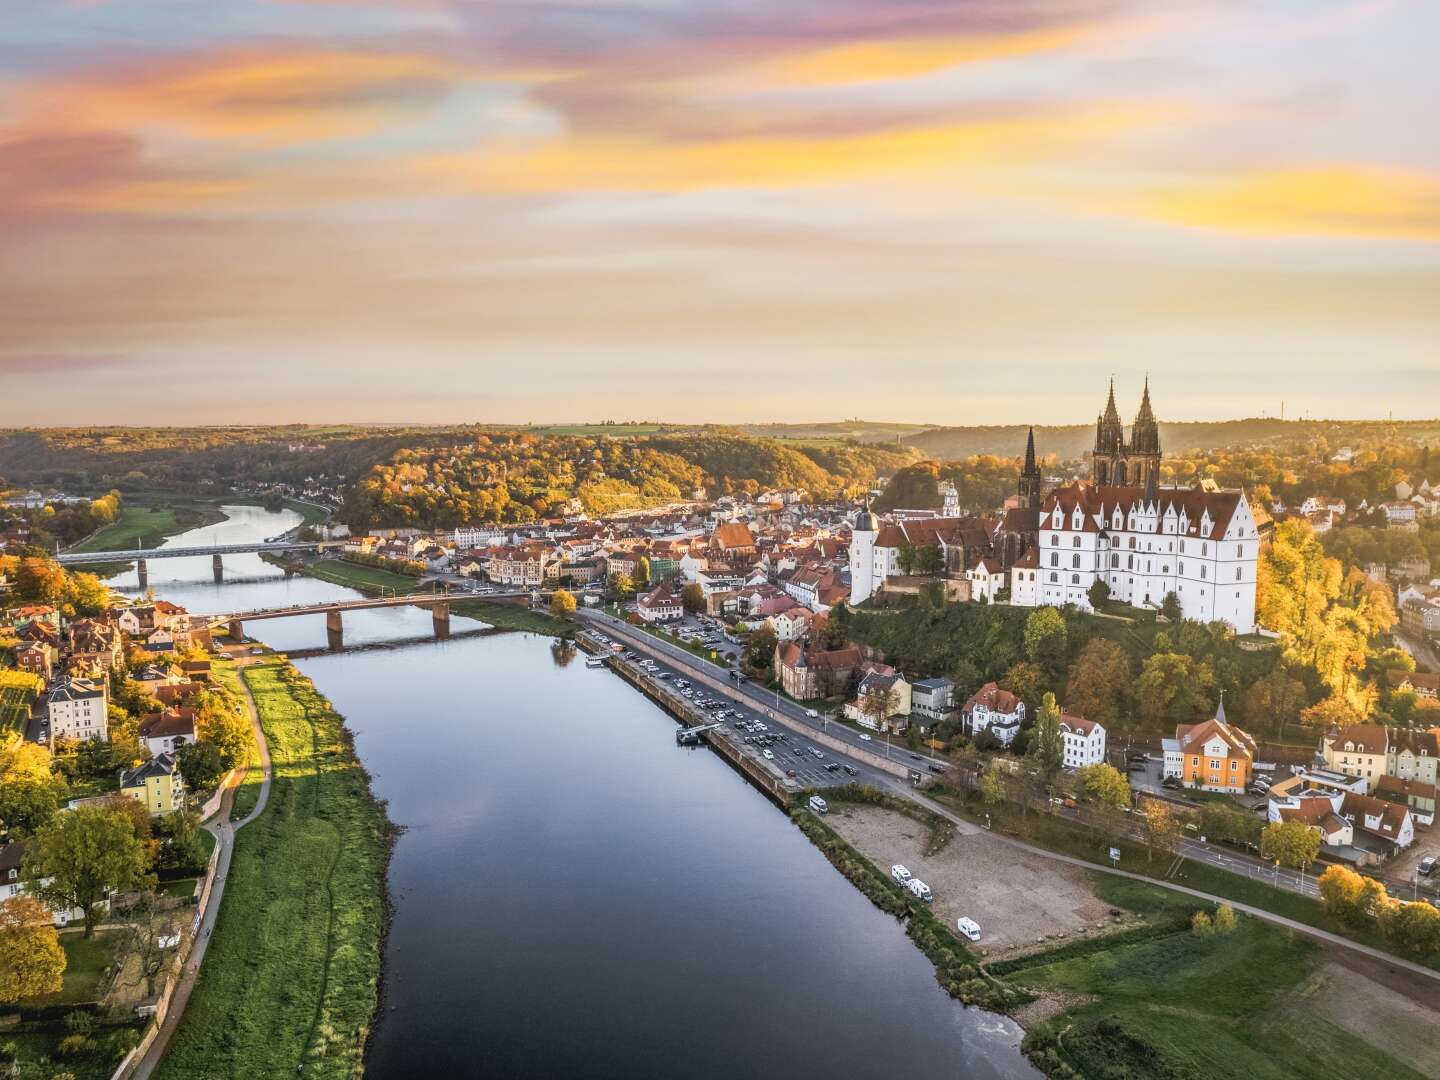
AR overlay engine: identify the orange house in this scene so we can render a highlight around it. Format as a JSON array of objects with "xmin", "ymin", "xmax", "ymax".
[{"xmin": 1166, "ymin": 703, "xmax": 1257, "ymax": 794}]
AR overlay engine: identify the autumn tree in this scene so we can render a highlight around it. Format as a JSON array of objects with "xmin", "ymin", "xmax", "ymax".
[
  {"xmin": 680, "ymin": 584, "xmax": 705, "ymax": 614},
  {"xmin": 1076, "ymin": 763, "xmax": 1130, "ymax": 838},
  {"xmin": 1198, "ymin": 803, "xmax": 1262, "ymax": 848},
  {"xmin": 1141, "ymin": 802, "xmax": 1181, "ymax": 864},
  {"xmin": 15, "ymin": 558, "xmax": 67, "ymax": 606},
  {"xmin": 979, "ymin": 759, "xmax": 1008, "ymax": 808},
  {"xmin": 1261, "ymin": 820, "xmax": 1320, "ymax": 871},
  {"xmin": 998, "ymin": 661, "xmax": 1046, "ymax": 713},
  {"xmin": 175, "ymin": 741, "xmax": 227, "ymax": 791},
  {"xmin": 1135, "ymin": 653, "xmax": 1215, "ymax": 727},
  {"xmin": 1318, "ymin": 865, "xmax": 1382, "ymax": 927},
  {"xmin": 742, "ymin": 625, "xmax": 778, "ymax": 680},
  {"xmin": 196, "ymin": 691, "xmax": 252, "ymax": 769},
  {"xmin": 860, "ymin": 682, "xmax": 902, "ymax": 732},
  {"xmin": 1242, "ymin": 667, "xmax": 1308, "ymax": 741},
  {"xmin": 1023, "ymin": 607, "xmax": 1068, "ymax": 679},
  {"xmin": 0, "ymin": 895, "xmax": 66, "ymax": 1003},
  {"xmin": 549, "ymin": 588, "xmax": 577, "ymax": 617},
  {"xmin": 1064, "ymin": 639, "xmax": 1132, "ymax": 730},
  {"xmin": 25, "ymin": 805, "xmax": 154, "ymax": 937},
  {"xmin": 0, "ymin": 740, "xmax": 67, "ymax": 835},
  {"xmin": 1028, "ymin": 692, "xmax": 1065, "ymax": 777}
]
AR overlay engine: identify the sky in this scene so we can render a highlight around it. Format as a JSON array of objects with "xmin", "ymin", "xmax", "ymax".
[{"xmin": 1, "ymin": 0, "xmax": 1437, "ymax": 426}]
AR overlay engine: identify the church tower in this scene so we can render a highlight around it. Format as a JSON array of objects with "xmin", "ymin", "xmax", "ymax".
[
  {"xmin": 1090, "ymin": 378, "xmax": 1162, "ymax": 488},
  {"xmin": 1093, "ymin": 379, "xmax": 1126, "ymax": 485},
  {"xmin": 1129, "ymin": 377, "xmax": 1161, "ymax": 491},
  {"xmin": 1018, "ymin": 427, "xmax": 1042, "ymax": 509}
]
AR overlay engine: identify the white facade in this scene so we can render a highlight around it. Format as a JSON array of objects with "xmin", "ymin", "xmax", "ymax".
[
  {"xmin": 848, "ymin": 520, "xmax": 894, "ymax": 606},
  {"xmin": 1060, "ymin": 717, "xmax": 1106, "ymax": 768},
  {"xmin": 1021, "ymin": 484, "xmax": 1260, "ymax": 633},
  {"xmin": 47, "ymin": 679, "xmax": 109, "ymax": 743}
]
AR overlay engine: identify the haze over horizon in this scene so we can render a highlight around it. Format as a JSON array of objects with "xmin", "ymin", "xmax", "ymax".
[{"xmin": 3, "ymin": 0, "xmax": 1437, "ymax": 424}]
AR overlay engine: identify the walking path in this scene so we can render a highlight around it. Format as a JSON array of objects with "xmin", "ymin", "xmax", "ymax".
[
  {"xmin": 132, "ymin": 653, "xmax": 274, "ymax": 1079},
  {"xmin": 902, "ymin": 786, "xmax": 1440, "ymax": 987}
]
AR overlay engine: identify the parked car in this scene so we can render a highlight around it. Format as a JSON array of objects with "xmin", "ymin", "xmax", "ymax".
[
  {"xmin": 1420, "ymin": 854, "xmax": 1437, "ymax": 877},
  {"xmin": 858, "ymin": 733, "xmax": 872, "ymax": 741}
]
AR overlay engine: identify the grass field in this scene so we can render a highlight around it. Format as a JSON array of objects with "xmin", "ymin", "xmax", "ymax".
[
  {"xmin": 450, "ymin": 599, "xmax": 571, "ymax": 636},
  {"xmin": 65, "ymin": 504, "xmax": 225, "ymax": 555},
  {"xmin": 1009, "ymin": 884, "xmax": 1432, "ymax": 1080},
  {"xmin": 292, "ymin": 556, "xmax": 425, "ymax": 593},
  {"xmin": 32, "ymin": 931, "xmax": 122, "ymax": 1005},
  {"xmin": 209, "ymin": 658, "xmax": 265, "ymax": 821},
  {"xmin": 154, "ymin": 660, "xmax": 389, "ymax": 1080}
]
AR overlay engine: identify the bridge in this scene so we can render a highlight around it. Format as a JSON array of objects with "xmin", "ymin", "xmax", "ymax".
[
  {"xmin": 56, "ymin": 541, "xmax": 346, "ymax": 586},
  {"xmin": 204, "ymin": 588, "xmax": 543, "ymax": 647}
]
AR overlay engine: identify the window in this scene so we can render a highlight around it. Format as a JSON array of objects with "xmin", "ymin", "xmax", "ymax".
[
  {"xmin": 1111, "ymin": 554, "xmax": 1119, "ymax": 568},
  {"xmin": 1236, "ymin": 568, "xmax": 1242, "ymax": 581},
  {"xmin": 1051, "ymin": 535, "xmax": 1058, "ymax": 546},
  {"xmin": 1201, "ymin": 543, "xmax": 1207, "ymax": 556},
  {"xmin": 1051, "ymin": 553, "xmax": 1059, "ymax": 567},
  {"xmin": 1073, "ymin": 536, "xmax": 1081, "ymax": 548},
  {"xmin": 1049, "ymin": 572, "xmax": 1058, "ymax": 583},
  {"xmin": 1237, "ymin": 544, "xmax": 1244, "ymax": 558},
  {"xmin": 1071, "ymin": 573, "xmax": 1080, "ymax": 584},
  {"xmin": 1200, "ymin": 566, "xmax": 1206, "ymax": 580},
  {"xmin": 1072, "ymin": 554, "xmax": 1081, "ymax": 569}
]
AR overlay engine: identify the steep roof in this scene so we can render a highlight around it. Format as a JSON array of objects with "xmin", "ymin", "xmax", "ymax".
[
  {"xmin": 964, "ymin": 682, "xmax": 1022, "ymax": 716},
  {"xmin": 1041, "ymin": 482, "xmax": 1245, "ymax": 541}
]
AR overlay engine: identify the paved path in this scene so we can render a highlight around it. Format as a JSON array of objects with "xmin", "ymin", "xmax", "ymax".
[
  {"xmin": 133, "ymin": 654, "xmax": 274, "ymax": 1079},
  {"xmin": 902, "ymin": 787, "xmax": 1440, "ymax": 988}
]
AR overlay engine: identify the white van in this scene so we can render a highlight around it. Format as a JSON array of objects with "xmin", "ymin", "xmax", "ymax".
[
  {"xmin": 891, "ymin": 864, "xmax": 912, "ymax": 885},
  {"xmin": 808, "ymin": 795, "xmax": 829, "ymax": 815},
  {"xmin": 956, "ymin": 917, "xmax": 981, "ymax": 941},
  {"xmin": 907, "ymin": 879, "xmax": 934, "ymax": 903}
]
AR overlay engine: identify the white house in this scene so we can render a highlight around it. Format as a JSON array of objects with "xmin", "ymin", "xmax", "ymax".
[
  {"xmin": 1019, "ymin": 481, "xmax": 1260, "ymax": 633},
  {"xmin": 637, "ymin": 586, "xmax": 683, "ymax": 623},
  {"xmin": 766, "ymin": 605, "xmax": 813, "ymax": 642},
  {"xmin": 47, "ymin": 678, "xmax": 109, "ymax": 743},
  {"xmin": 843, "ymin": 671, "xmax": 913, "ymax": 734},
  {"xmin": 0, "ymin": 842, "xmax": 90, "ymax": 927},
  {"xmin": 965, "ymin": 558, "xmax": 1007, "ymax": 603},
  {"xmin": 1059, "ymin": 714, "xmax": 1106, "ymax": 769},
  {"xmin": 1009, "ymin": 549, "xmax": 1040, "ymax": 606},
  {"xmin": 962, "ymin": 683, "xmax": 1025, "ymax": 746}
]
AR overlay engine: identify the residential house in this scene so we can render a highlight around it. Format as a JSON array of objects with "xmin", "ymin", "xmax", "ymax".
[
  {"xmin": 1322, "ymin": 724, "xmax": 1392, "ymax": 792},
  {"xmin": 844, "ymin": 670, "xmax": 912, "ymax": 734},
  {"xmin": 14, "ymin": 640, "xmax": 55, "ymax": 680},
  {"xmin": 637, "ymin": 586, "xmax": 683, "ymax": 624},
  {"xmin": 773, "ymin": 642, "xmax": 860, "ymax": 701},
  {"xmin": 962, "ymin": 683, "xmax": 1026, "ymax": 747},
  {"xmin": 1386, "ymin": 669, "xmax": 1440, "ymax": 701},
  {"xmin": 1387, "ymin": 728, "xmax": 1440, "ymax": 788},
  {"xmin": 1375, "ymin": 775, "xmax": 1437, "ymax": 827},
  {"xmin": 765, "ymin": 604, "xmax": 813, "ymax": 643},
  {"xmin": 1009, "ymin": 549, "xmax": 1040, "ymax": 606},
  {"xmin": 47, "ymin": 677, "xmax": 109, "ymax": 743},
  {"xmin": 965, "ymin": 558, "xmax": 1007, "ymax": 603},
  {"xmin": 138, "ymin": 707, "xmax": 197, "ymax": 757},
  {"xmin": 1059, "ymin": 714, "xmax": 1107, "ymax": 769},
  {"xmin": 68, "ymin": 620, "xmax": 124, "ymax": 671},
  {"xmin": 488, "ymin": 544, "xmax": 549, "ymax": 587},
  {"xmin": 910, "ymin": 677, "xmax": 957, "ymax": 729},
  {"xmin": 1164, "ymin": 704, "xmax": 1255, "ymax": 793},
  {"xmin": 0, "ymin": 842, "xmax": 87, "ymax": 927},
  {"xmin": 120, "ymin": 753, "xmax": 186, "ymax": 816}
]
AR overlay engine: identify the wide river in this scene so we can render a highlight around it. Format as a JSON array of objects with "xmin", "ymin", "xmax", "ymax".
[{"xmin": 121, "ymin": 505, "xmax": 1037, "ymax": 1079}]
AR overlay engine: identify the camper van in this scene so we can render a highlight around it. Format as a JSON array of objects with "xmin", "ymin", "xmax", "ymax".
[
  {"xmin": 807, "ymin": 795, "xmax": 828, "ymax": 815},
  {"xmin": 906, "ymin": 878, "xmax": 934, "ymax": 903}
]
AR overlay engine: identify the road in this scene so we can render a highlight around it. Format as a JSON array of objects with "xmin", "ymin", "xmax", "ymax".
[
  {"xmin": 580, "ymin": 609, "xmax": 949, "ymax": 776},
  {"xmin": 132, "ymin": 650, "xmax": 274, "ymax": 1080}
]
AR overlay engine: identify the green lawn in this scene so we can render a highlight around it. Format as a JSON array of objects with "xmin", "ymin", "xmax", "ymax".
[
  {"xmin": 154, "ymin": 660, "xmax": 389, "ymax": 1080},
  {"xmin": 294, "ymin": 557, "xmax": 425, "ymax": 593},
  {"xmin": 64, "ymin": 504, "xmax": 221, "ymax": 555},
  {"xmin": 449, "ymin": 599, "xmax": 571, "ymax": 637},
  {"xmin": 1010, "ymin": 910, "xmax": 1430, "ymax": 1080},
  {"xmin": 33, "ymin": 931, "xmax": 122, "ymax": 1004}
]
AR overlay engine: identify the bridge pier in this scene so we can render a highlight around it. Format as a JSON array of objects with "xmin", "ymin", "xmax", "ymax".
[
  {"xmin": 229, "ymin": 619, "xmax": 244, "ymax": 642},
  {"xmin": 213, "ymin": 553, "xmax": 224, "ymax": 583},
  {"xmin": 326, "ymin": 609, "xmax": 344, "ymax": 650},
  {"xmin": 432, "ymin": 602, "xmax": 451, "ymax": 640},
  {"xmin": 136, "ymin": 558, "xmax": 148, "ymax": 590}
]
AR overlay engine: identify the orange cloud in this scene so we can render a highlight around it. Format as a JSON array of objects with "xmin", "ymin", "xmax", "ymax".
[
  {"xmin": 16, "ymin": 47, "xmax": 468, "ymax": 146},
  {"xmin": 1147, "ymin": 166, "xmax": 1440, "ymax": 240}
]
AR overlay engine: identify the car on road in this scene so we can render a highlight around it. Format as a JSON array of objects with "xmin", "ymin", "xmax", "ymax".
[
  {"xmin": 841, "ymin": 765, "xmax": 857, "ymax": 776},
  {"xmin": 805, "ymin": 709, "xmax": 819, "ymax": 718},
  {"xmin": 956, "ymin": 917, "xmax": 982, "ymax": 941},
  {"xmin": 824, "ymin": 762, "xmax": 840, "ymax": 772},
  {"xmin": 858, "ymin": 733, "xmax": 871, "ymax": 741},
  {"xmin": 1161, "ymin": 776, "xmax": 1182, "ymax": 789},
  {"xmin": 1421, "ymin": 854, "xmax": 1437, "ymax": 877},
  {"xmin": 792, "ymin": 748, "xmax": 803, "ymax": 756},
  {"xmin": 926, "ymin": 764, "xmax": 945, "ymax": 775},
  {"xmin": 809, "ymin": 747, "xmax": 824, "ymax": 759}
]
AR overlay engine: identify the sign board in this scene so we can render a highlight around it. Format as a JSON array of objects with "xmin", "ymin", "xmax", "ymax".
[{"xmin": 1108, "ymin": 847, "xmax": 1121, "ymax": 864}]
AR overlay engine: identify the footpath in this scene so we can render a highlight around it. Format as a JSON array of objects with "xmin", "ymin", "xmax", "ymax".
[{"xmin": 127, "ymin": 652, "xmax": 274, "ymax": 1080}]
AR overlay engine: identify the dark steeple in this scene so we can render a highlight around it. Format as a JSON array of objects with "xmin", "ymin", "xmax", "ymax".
[
  {"xmin": 1018, "ymin": 426, "xmax": 1042, "ymax": 509},
  {"xmin": 1095, "ymin": 378, "xmax": 1125, "ymax": 457},
  {"xmin": 1131, "ymin": 375, "xmax": 1160, "ymax": 455}
]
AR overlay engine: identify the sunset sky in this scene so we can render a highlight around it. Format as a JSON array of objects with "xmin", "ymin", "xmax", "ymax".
[{"xmin": 2, "ymin": 0, "xmax": 1437, "ymax": 425}]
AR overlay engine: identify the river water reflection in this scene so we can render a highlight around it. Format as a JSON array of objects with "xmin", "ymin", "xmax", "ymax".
[{"xmin": 140, "ymin": 506, "xmax": 1038, "ymax": 1079}]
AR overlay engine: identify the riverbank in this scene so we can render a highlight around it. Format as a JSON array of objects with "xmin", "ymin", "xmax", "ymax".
[
  {"xmin": 154, "ymin": 653, "xmax": 391, "ymax": 1079},
  {"xmin": 65, "ymin": 503, "xmax": 228, "ymax": 558}
]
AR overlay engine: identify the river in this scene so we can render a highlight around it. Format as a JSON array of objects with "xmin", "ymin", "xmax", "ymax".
[{"xmin": 131, "ymin": 505, "xmax": 1038, "ymax": 1079}]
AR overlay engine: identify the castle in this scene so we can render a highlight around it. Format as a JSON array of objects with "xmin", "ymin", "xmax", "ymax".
[{"xmin": 850, "ymin": 380, "xmax": 1260, "ymax": 632}]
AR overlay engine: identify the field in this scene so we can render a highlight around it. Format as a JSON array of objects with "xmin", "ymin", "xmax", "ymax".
[
  {"xmin": 154, "ymin": 659, "xmax": 389, "ymax": 1080},
  {"xmin": 450, "ymin": 599, "xmax": 571, "ymax": 636},
  {"xmin": 1008, "ymin": 879, "xmax": 1437, "ymax": 1080},
  {"xmin": 65, "ymin": 503, "xmax": 222, "ymax": 555},
  {"xmin": 0, "ymin": 671, "xmax": 41, "ymax": 737},
  {"xmin": 292, "ymin": 556, "xmax": 425, "ymax": 593}
]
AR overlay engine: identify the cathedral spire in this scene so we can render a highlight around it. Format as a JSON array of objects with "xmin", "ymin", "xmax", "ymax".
[
  {"xmin": 1103, "ymin": 378, "xmax": 1122, "ymax": 426},
  {"xmin": 1023, "ymin": 426, "xmax": 1037, "ymax": 473},
  {"xmin": 1019, "ymin": 426, "xmax": 1042, "ymax": 508}
]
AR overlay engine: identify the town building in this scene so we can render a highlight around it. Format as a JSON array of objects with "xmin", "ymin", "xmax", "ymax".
[
  {"xmin": 1059, "ymin": 714, "xmax": 1106, "ymax": 769},
  {"xmin": 910, "ymin": 678, "xmax": 957, "ymax": 728},
  {"xmin": 962, "ymin": 683, "xmax": 1026, "ymax": 746},
  {"xmin": 119, "ymin": 753, "xmax": 186, "ymax": 816},
  {"xmin": 637, "ymin": 586, "xmax": 683, "ymax": 623},
  {"xmin": 139, "ymin": 707, "xmax": 197, "ymax": 757},
  {"xmin": 46, "ymin": 677, "xmax": 109, "ymax": 743},
  {"xmin": 1162, "ymin": 703, "xmax": 1255, "ymax": 793},
  {"xmin": 844, "ymin": 670, "xmax": 912, "ymax": 734}
]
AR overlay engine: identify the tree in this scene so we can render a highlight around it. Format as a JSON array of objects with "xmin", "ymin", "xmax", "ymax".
[
  {"xmin": 24, "ymin": 806, "xmax": 154, "ymax": 937},
  {"xmin": 610, "ymin": 572, "xmax": 634, "ymax": 597},
  {"xmin": 1086, "ymin": 579, "xmax": 1111, "ymax": 611},
  {"xmin": 860, "ymin": 682, "xmax": 902, "ymax": 732},
  {"xmin": 634, "ymin": 557, "xmax": 651, "ymax": 590},
  {"xmin": 1198, "ymin": 803, "xmax": 1261, "ymax": 848},
  {"xmin": 1064, "ymin": 639, "xmax": 1132, "ymax": 730},
  {"xmin": 916, "ymin": 544, "xmax": 944, "ymax": 576},
  {"xmin": 1141, "ymin": 802, "xmax": 1181, "ymax": 864},
  {"xmin": 1134, "ymin": 653, "xmax": 1215, "ymax": 726},
  {"xmin": 979, "ymin": 759, "xmax": 1008, "ymax": 807},
  {"xmin": 15, "ymin": 558, "xmax": 67, "ymax": 606},
  {"xmin": 1319, "ymin": 865, "xmax": 1381, "ymax": 927},
  {"xmin": 1027, "ymin": 692, "xmax": 1064, "ymax": 775},
  {"xmin": 196, "ymin": 693, "xmax": 252, "ymax": 769},
  {"xmin": 0, "ymin": 895, "xmax": 66, "ymax": 1003},
  {"xmin": 1076, "ymin": 763, "xmax": 1130, "ymax": 838},
  {"xmin": 680, "ymin": 583, "xmax": 705, "ymax": 614},
  {"xmin": 1261, "ymin": 820, "xmax": 1320, "ymax": 871},
  {"xmin": 154, "ymin": 811, "xmax": 207, "ymax": 873},
  {"xmin": 1242, "ymin": 667, "xmax": 1308, "ymax": 741},
  {"xmin": 896, "ymin": 542, "xmax": 918, "ymax": 577},
  {"xmin": 0, "ymin": 740, "xmax": 67, "ymax": 835},
  {"xmin": 1213, "ymin": 903, "xmax": 1237, "ymax": 935},
  {"xmin": 65, "ymin": 572, "xmax": 111, "ymax": 617},
  {"xmin": 742, "ymin": 625, "xmax": 778, "ymax": 680},
  {"xmin": 1191, "ymin": 910, "xmax": 1214, "ymax": 937},
  {"xmin": 1160, "ymin": 591, "xmax": 1182, "ymax": 622},
  {"xmin": 1301, "ymin": 694, "xmax": 1361, "ymax": 730},
  {"xmin": 1386, "ymin": 900, "xmax": 1440, "ymax": 956},
  {"xmin": 175, "ymin": 741, "xmax": 227, "ymax": 792},
  {"xmin": 549, "ymin": 588, "xmax": 577, "ymax": 617},
  {"xmin": 1023, "ymin": 607, "xmax": 1068, "ymax": 678},
  {"xmin": 114, "ymin": 891, "xmax": 176, "ymax": 998},
  {"xmin": 998, "ymin": 662, "xmax": 1046, "ymax": 713}
]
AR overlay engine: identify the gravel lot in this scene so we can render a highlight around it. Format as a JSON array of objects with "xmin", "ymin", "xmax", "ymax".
[{"xmin": 827, "ymin": 805, "xmax": 1131, "ymax": 956}]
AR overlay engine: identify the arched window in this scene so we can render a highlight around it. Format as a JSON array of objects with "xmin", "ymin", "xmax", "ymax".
[
  {"xmin": 1236, "ymin": 544, "xmax": 1244, "ymax": 558},
  {"xmin": 1111, "ymin": 554, "xmax": 1119, "ymax": 569},
  {"xmin": 1050, "ymin": 553, "xmax": 1059, "ymax": 567},
  {"xmin": 1201, "ymin": 543, "xmax": 1207, "ymax": 556},
  {"xmin": 1200, "ymin": 566, "xmax": 1206, "ymax": 580},
  {"xmin": 1071, "ymin": 573, "xmax": 1080, "ymax": 584},
  {"xmin": 1073, "ymin": 536, "xmax": 1081, "ymax": 548},
  {"xmin": 1072, "ymin": 554, "xmax": 1081, "ymax": 569},
  {"xmin": 1051, "ymin": 535, "xmax": 1058, "ymax": 546},
  {"xmin": 1049, "ymin": 572, "xmax": 1058, "ymax": 583},
  {"xmin": 1127, "ymin": 554, "xmax": 1134, "ymax": 570}
]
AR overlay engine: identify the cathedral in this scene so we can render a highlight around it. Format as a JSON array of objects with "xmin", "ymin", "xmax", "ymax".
[{"xmin": 1091, "ymin": 378, "xmax": 1161, "ymax": 488}]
